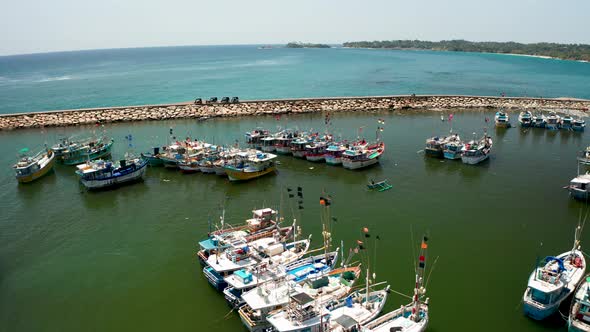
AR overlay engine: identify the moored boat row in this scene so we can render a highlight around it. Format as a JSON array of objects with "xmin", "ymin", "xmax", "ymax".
[
  {"xmin": 196, "ymin": 199, "xmax": 431, "ymax": 332},
  {"xmin": 424, "ymin": 133, "xmax": 492, "ymax": 165}
]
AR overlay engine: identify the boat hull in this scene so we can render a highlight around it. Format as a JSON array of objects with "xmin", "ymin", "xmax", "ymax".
[
  {"xmin": 16, "ymin": 153, "xmax": 56, "ymax": 183},
  {"xmin": 461, "ymin": 154, "xmax": 489, "ymax": 165},
  {"xmin": 424, "ymin": 148, "xmax": 443, "ymax": 158},
  {"xmin": 178, "ymin": 164, "xmax": 200, "ymax": 173},
  {"xmin": 519, "ymin": 121, "xmax": 533, "ymax": 128},
  {"xmin": 523, "ymin": 301, "xmax": 559, "ymax": 320},
  {"xmin": 573, "ymin": 126, "xmax": 586, "ymax": 132},
  {"xmin": 62, "ymin": 144, "xmax": 113, "ymax": 166},
  {"xmin": 199, "ymin": 166, "xmax": 216, "ymax": 174},
  {"xmin": 142, "ymin": 154, "xmax": 164, "ymax": 166},
  {"xmin": 275, "ymin": 146, "xmax": 292, "ymax": 155},
  {"xmin": 261, "ymin": 146, "xmax": 275, "ymax": 152},
  {"xmin": 214, "ymin": 166, "xmax": 227, "ymax": 176},
  {"xmin": 306, "ymin": 154, "xmax": 325, "ymax": 162},
  {"xmin": 342, "ymin": 157, "xmax": 379, "ymax": 170},
  {"xmin": 443, "ymin": 150, "xmax": 462, "ymax": 160},
  {"xmin": 79, "ymin": 163, "xmax": 147, "ymax": 189},
  {"xmin": 546, "ymin": 123, "xmax": 559, "ymax": 130},
  {"xmin": 226, "ymin": 166, "xmax": 276, "ymax": 181},
  {"xmin": 495, "ymin": 121, "xmax": 511, "ymax": 128},
  {"xmin": 325, "ymin": 156, "xmax": 342, "ymax": 165},
  {"xmin": 292, "ymin": 150, "xmax": 306, "ymax": 158}
]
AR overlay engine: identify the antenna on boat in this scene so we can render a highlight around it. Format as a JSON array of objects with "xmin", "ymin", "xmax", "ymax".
[{"xmin": 411, "ymin": 235, "xmax": 429, "ymax": 322}]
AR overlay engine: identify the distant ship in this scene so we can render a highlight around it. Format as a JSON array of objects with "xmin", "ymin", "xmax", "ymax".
[{"xmin": 257, "ymin": 45, "xmax": 273, "ymax": 50}]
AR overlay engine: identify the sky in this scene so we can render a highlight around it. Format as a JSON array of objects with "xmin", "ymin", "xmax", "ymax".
[{"xmin": 1, "ymin": 0, "xmax": 589, "ymax": 56}]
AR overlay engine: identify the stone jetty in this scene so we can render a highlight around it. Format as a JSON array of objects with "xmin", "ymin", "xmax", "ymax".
[{"xmin": 1, "ymin": 95, "xmax": 589, "ymax": 130}]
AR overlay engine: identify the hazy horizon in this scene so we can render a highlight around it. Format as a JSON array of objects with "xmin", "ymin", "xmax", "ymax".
[{"xmin": 1, "ymin": 0, "xmax": 589, "ymax": 56}]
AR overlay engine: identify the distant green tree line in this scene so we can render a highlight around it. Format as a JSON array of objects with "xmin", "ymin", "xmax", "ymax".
[
  {"xmin": 342, "ymin": 40, "xmax": 590, "ymax": 61},
  {"xmin": 286, "ymin": 42, "xmax": 331, "ymax": 49}
]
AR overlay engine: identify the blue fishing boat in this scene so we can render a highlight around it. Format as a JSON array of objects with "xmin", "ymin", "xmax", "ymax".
[
  {"xmin": 75, "ymin": 157, "xmax": 148, "ymax": 190},
  {"xmin": 60, "ymin": 136, "xmax": 114, "ymax": 166},
  {"xmin": 545, "ymin": 112, "xmax": 561, "ymax": 130},
  {"xmin": 141, "ymin": 147, "xmax": 164, "ymax": 166},
  {"xmin": 443, "ymin": 134, "xmax": 464, "ymax": 160},
  {"xmin": 533, "ymin": 114, "xmax": 546, "ymax": 128},
  {"xmin": 562, "ymin": 115, "xmax": 575, "ymax": 130}
]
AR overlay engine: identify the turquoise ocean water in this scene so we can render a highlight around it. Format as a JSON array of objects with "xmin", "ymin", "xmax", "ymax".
[
  {"xmin": 1, "ymin": 45, "xmax": 590, "ymax": 114},
  {"xmin": 1, "ymin": 46, "xmax": 590, "ymax": 332}
]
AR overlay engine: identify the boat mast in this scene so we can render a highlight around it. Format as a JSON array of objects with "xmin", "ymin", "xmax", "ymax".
[{"xmin": 412, "ymin": 236, "xmax": 428, "ymax": 322}]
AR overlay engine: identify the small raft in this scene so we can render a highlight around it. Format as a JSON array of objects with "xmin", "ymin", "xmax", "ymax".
[{"xmin": 367, "ymin": 179, "xmax": 392, "ymax": 192}]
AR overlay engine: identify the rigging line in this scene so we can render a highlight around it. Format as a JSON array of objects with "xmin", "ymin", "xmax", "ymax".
[
  {"xmin": 424, "ymin": 255, "xmax": 440, "ymax": 290},
  {"xmin": 410, "ymin": 225, "xmax": 417, "ymax": 273},
  {"xmin": 388, "ymin": 288, "xmax": 412, "ymax": 300}
]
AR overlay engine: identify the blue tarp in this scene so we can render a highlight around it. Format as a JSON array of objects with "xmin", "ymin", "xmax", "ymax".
[{"xmin": 545, "ymin": 256, "xmax": 566, "ymax": 272}]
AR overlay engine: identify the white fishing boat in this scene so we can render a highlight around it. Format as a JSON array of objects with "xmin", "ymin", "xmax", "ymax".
[
  {"xmin": 573, "ymin": 118, "xmax": 586, "ymax": 132},
  {"xmin": 523, "ymin": 227, "xmax": 586, "ymax": 320},
  {"xmin": 224, "ymin": 250, "xmax": 339, "ymax": 309},
  {"xmin": 494, "ymin": 111, "xmax": 511, "ymax": 128},
  {"xmin": 75, "ymin": 156, "xmax": 148, "ymax": 190},
  {"xmin": 261, "ymin": 136, "xmax": 277, "ymax": 152},
  {"xmin": 562, "ymin": 115, "xmax": 575, "ymax": 130},
  {"xmin": 291, "ymin": 136, "xmax": 313, "ymax": 158},
  {"xmin": 578, "ymin": 148, "xmax": 590, "ymax": 166},
  {"xmin": 519, "ymin": 111, "xmax": 533, "ymax": 128},
  {"xmin": 545, "ymin": 112, "xmax": 561, "ymax": 130},
  {"xmin": 246, "ymin": 128, "xmax": 270, "ymax": 149},
  {"xmin": 238, "ymin": 266, "xmax": 361, "ymax": 332},
  {"xmin": 305, "ymin": 141, "xmax": 329, "ymax": 162},
  {"xmin": 274, "ymin": 130, "xmax": 298, "ymax": 155},
  {"xmin": 461, "ymin": 135, "xmax": 492, "ymax": 165},
  {"xmin": 569, "ymin": 274, "xmax": 590, "ymax": 332},
  {"xmin": 362, "ymin": 236, "xmax": 431, "ymax": 332},
  {"xmin": 342, "ymin": 142, "xmax": 385, "ymax": 170},
  {"xmin": 442, "ymin": 134, "xmax": 463, "ymax": 160},
  {"xmin": 203, "ymin": 236, "xmax": 310, "ymax": 291},
  {"xmin": 567, "ymin": 173, "xmax": 590, "ymax": 201}
]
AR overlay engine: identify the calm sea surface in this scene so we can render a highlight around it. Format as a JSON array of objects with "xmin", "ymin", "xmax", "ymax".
[
  {"xmin": 0, "ymin": 46, "xmax": 590, "ymax": 114},
  {"xmin": 1, "ymin": 46, "xmax": 589, "ymax": 332}
]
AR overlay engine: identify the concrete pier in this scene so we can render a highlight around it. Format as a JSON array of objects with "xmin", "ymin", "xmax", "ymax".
[{"xmin": 0, "ymin": 95, "xmax": 588, "ymax": 130}]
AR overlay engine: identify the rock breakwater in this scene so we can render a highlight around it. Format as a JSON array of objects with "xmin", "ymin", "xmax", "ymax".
[{"xmin": 1, "ymin": 95, "xmax": 589, "ymax": 130}]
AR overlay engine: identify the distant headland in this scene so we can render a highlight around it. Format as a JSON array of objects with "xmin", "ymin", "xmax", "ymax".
[
  {"xmin": 286, "ymin": 42, "xmax": 331, "ymax": 49},
  {"xmin": 342, "ymin": 40, "xmax": 590, "ymax": 62}
]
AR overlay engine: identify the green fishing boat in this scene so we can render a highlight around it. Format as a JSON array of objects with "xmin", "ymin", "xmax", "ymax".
[{"xmin": 60, "ymin": 136, "xmax": 114, "ymax": 165}]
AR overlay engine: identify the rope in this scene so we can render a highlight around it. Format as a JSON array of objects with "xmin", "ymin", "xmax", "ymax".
[{"xmin": 389, "ymin": 288, "xmax": 412, "ymax": 300}]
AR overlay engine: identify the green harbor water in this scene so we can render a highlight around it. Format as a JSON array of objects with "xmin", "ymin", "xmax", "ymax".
[{"xmin": 0, "ymin": 110, "xmax": 587, "ymax": 332}]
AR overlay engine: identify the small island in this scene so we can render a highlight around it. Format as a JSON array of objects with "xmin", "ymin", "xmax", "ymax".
[
  {"xmin": 342, "ymin": 39, "xmax": 590, "ymax": 62},
  {"xmin": 286, "ymin": 42, "xmax": 331, "ymax": 49}
]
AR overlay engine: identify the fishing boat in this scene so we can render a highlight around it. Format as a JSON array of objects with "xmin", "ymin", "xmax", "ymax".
[
  {"xmin": 178, "ymin": 156, "xmax": 201, "ymax": 173},
  {"xmin": 246, "ymin": 129, "xmax": 269, "ymax": 149},
  {"xmin": 261, "ymin": 136, "xmax": 277, "ymax": 152},
  {"xmin": 562, "ymin": 115, "xmax": 575, "ymax": 130},
  {"xmin": 75, "ymin": 156, "xmax": 148, "ymax": 190},
  {"xmin": 567, "ymin": 173, "xmax": 590, "ymax": 201},
  {"xmin": 197, "ymin": 208, "xmax": 283, "ymax": 266},
  {"xmin": 362, "ymin": 236, "xmax": 430, "ymax": 332},
  {"xmin": 494, "ymin": 111, "xmax": 511, "ymax": 128},
  {"xmin": 60, "ymin": 136, "xmax": 114, "ymax": 166},
  {"xmin": 13, "ymin": 147, "xmax": 56, "ymax": 183},
  {"xmin": 578, "ymin": 148, "xmax": 590, "ymax": 166},
  {"xmin": 519, "ymin": 111, "xmax": 533, "ymax": 128},
  {"xmin": 51, "ymin": 135, "xmax": 93, "ymax": 160},
  {"xmin": 203, "ymin": 236, "xmax": 311, "ymax": 291},
  {"xmin": 569, "ymin": 274, "xmax": 590, "ymax": 331},
  {"xmin": 141, "ymin": 147, "xmax": 164, "ymax": 166},
  {"xmin": 266, "ymin": 283, "xmax": 389, "ymax": 332},
  {"xmin": 291, "ymin": 136, "xmax": 313, "ymax": 158},
  {"xmin": 443, "ymin": 134, "xmax": 464, "ymax": 160},
  {"xmin": 274, "ymin": 131, "xmax": 297, "ymax": 155},
  {"xmin": 158, "ymin": 144, "xmax": 186, "ymax": 168},
  {"xmin": 545, "ymin": 112, "xmax": 561, "ymax": 130},
  {"xmin": 305, "ymin": 141, "xmax": 329, "ymax": 162},
  {"xmin": 533, "ymin": 114, "xmax": 546, "ymax": 128},
  {"xmin": 224, "ymin": 250, "xmax": 339, "ymax": 309},
  {"xmin": 461, "ymin": 135, "xmax": 492, "ymax": 165},
  {"xmin": 573, "ymin": 119, "xmax": 586, "ymax": 132},
  {"xmin": 224, "ymin": 152, "xmax": 277, "ymax": 181},
  {"xmin": 342, "ymin": 142, "xmax": 385, "ymax": 170},
  {"xmin": 523, "ymin": 227, "xmax": 586, "ymax": 320},
  {"xmin": 424, "ymin": 136, "xmax": 447, "ymax": 158},
  {"xmin": 325, "ymin": 144, "xmax": 347, "ymax": 165},
  {"xmin": 238, "ymin": 266, "xmax": 361, "ymax": 332}
]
